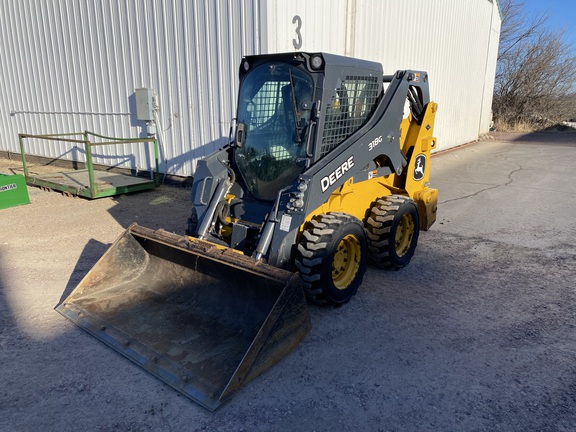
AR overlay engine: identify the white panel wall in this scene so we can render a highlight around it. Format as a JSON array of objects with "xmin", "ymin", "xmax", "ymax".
[
  {"xmin": 0, "ymin": 0, "xmax": 262, "ymax": 176},
  {"xmin": 480, "ymin": 8, "xmax": 502, "ymax": 134},
  {"xmin": 264, "ymin": 0, "xmax": 501, "ymax": 151},
  {"xmin": 262, "ymin": 1, "xmax": 350, "ymax": 54},
  {"xmin": 0, "ymin": 0, "xmax": 500, "ymax": 176}
]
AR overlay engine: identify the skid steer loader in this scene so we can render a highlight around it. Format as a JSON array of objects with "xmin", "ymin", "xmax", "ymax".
[{"xmin": 57, "ymin": 52, "xmax": 438, "ymax": 410}]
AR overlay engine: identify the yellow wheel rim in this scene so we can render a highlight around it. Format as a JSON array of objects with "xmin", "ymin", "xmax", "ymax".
[
  {"xmin": 332, "ymin": 234, "xmax": 361, "ymax": 290},
  {"xmin": 395, "ymin": 213, "xmax": 415, "ymax": 257}
]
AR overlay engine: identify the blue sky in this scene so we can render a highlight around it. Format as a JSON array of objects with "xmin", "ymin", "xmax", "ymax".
[{"xmin": 520, "ymin": 0, "xmax": 576, "ymax": 47}]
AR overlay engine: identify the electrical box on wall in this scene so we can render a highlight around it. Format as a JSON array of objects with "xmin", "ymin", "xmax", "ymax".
[{"xmin": 135, "ymin": 88, "xmax": 154, "ymax": 121}]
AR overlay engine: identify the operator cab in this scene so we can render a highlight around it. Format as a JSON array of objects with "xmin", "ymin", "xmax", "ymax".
[{"xmin": 233, "ymin": 59, "xmax": 315, "ymax": 201}]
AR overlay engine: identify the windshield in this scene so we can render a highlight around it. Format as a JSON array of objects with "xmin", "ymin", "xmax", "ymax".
[{"xmin": 234, "ymin": 62, "xmax": 314, "ymax": 201}]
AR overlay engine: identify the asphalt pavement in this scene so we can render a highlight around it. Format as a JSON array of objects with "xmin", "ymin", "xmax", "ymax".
[{"xmin": 1, "ymin": 131, "xmax": 575, "ymax": 432}]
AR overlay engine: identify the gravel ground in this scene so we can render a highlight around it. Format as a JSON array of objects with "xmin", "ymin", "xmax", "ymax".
[{"xmin": 0, "ymin": 132, "xmax": 575, "ymax": 431}]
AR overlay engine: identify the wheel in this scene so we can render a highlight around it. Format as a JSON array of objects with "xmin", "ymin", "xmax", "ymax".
[
  {"xmin": 295, "ymin": 212, "xmax": 368, "ymax": 305},
  {"xmin": 365, "ymin": 195, "xmax": 420, "ymax": 269}
]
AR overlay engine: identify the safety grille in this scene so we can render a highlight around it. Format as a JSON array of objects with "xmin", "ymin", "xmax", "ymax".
[
  {"xmin": 321, "ymin": 76, "xmax": 380, "ymax": 157},
  {"xmin": 249, "ymin": 81, "xmax": 292, "ymax": 160},
  {"xmin": 251, "ymin": 81, "xmax": 288, "ymax": 128}
]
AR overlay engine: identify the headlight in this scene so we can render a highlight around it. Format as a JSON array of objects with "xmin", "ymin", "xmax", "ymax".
[{"xmin": 310, "ymin": 54, "xmax": 324, "ymax": 70}]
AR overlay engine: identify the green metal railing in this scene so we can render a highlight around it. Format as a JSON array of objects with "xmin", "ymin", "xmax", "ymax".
[{"xmin": 18, "ymin": 131, "xmax": 160, "ymax": 199}]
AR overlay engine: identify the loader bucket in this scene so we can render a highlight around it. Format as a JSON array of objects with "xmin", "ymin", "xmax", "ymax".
[{"xmin": 56, "ymin": 224, "xmax": 311, "ymax": 410}]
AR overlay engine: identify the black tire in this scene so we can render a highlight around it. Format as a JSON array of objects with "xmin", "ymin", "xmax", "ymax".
[
  {"xmin": 365, "ymin": 195, "xmax": 420, "ymax": 269},
  {"xmin": 295, "ymin": 212, "xmax": 368, "ymax": 306}
]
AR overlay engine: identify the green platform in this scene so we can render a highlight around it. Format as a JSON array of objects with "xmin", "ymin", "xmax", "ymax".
[
  {"xmin": 0, "ymin": 173, "xmax": 30, "ymax": 209},
  {"xmin": 19, "ymin": 131, "xmax": 160, "ymax": 199}
]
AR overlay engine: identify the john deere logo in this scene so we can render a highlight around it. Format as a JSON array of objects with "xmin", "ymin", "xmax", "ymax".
[{"xmin": 413, "ymin": 154, "xmax": 426, "ymax": 181}]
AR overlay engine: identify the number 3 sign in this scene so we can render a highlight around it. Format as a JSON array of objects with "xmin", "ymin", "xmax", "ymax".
[{"xmin": 292, "ymin": 15, "xmax": 302, "ymax": 49}]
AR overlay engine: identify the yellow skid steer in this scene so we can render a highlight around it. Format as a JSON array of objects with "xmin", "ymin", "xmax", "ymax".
[{"xmin": 58, "ymin": 52, "xmax": 438, "ymax": 410}]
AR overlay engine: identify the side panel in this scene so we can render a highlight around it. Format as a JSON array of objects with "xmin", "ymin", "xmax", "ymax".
[{"xmin": 190, "ymin": 147, "xmax": 230, "ymax": 232}]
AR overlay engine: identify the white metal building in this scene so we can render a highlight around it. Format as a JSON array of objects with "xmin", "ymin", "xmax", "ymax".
[{"xmin": 0, "ymin": 0, "xmax": 501, "ymax": 178}]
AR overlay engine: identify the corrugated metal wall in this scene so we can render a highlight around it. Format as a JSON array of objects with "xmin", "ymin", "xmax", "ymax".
[
  {"xmin": 0, "ymin": 0, "xmax": 500, "ymax": 176},
  {"xmin": 264, "ymin": 0, "xmax": 501, "ymax": 151},
  {"xmin": 0, "ymin": 0, "xmax": 262, "ymax": 176}
]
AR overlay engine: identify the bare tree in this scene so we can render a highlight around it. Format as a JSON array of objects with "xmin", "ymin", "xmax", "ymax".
[{"xmin": 493, "ymin": 0, "xmax": 576, "ymax": 130}]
